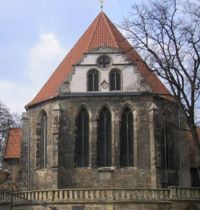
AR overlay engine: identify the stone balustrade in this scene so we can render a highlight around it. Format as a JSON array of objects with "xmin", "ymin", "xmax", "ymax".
[
  {"xmin": 170, "ymin": 187, "xmax": 200, "ymax": 200},
  {"xmin": 0, "ymin": 188, "xmax": 199, "ymax": 205}
]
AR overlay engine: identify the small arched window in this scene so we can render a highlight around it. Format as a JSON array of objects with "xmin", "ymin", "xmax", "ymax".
[
  {"xmin": 75, "ymin": 107, "xmax": 89, "ymax": 167},
  {"xmin": 120, "ymin": 107, "xmax": 133, "ymax": 167},
  {"xmin": 87, "ymin": 69, "xmax": 99, "ymax": 91},
  {"xmin": 109, "ymin": 69, "xmax": 121, "ymax": 91},
  {"xmin": 97, "ymin": 107, "xmax": 112, "ymax": 167},
  {"xmin": 36, "ymin": 110, "xmax": 48, "ymax": 169}
]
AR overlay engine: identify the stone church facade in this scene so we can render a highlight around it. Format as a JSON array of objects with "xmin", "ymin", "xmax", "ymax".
[
  {"xmin": 25, "ymin": 46, "xmax": 190, "ymax": 191},
  {"xmin": 0, "ymin": 12, "xmax": 200, "ymax": 210}
]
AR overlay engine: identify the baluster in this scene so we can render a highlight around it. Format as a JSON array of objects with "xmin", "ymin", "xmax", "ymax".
[
  {"xmin": 32, "ymin": 191, "xmax": 35, "ymax": 201},
  {"xmin": 54, "ymin": 190, "xmax": 59, "ymax": 200},
  {"xmin": 52, "ymin": 190, "xmax": 56, "ymax": 201},
  {"xmin": 152, "ymin": 190, "xmax": 155, "ymax": 200},
  {"xmin": 35, "ymin": 191, "xmax": 39, "ymax": 200},
  {"xmin": 43, "ymin": 191, "xmax": 47, "ymax": 200},
  {"xmin": 58, "ymin": 190, "xmax": 62, "ymax": 200},
  {"xmin": 47, "ymin": 191, "xmax": 50, "ymax": 201},
  {"xmin": 84, "ymin": 190, "xmax": 88, "ymax": 199},
  {"xmin": 92, "ymin": 190, "xmax": 95, "ymax": 199},
  {"xmin": 27, "ymin": 192, "xmax": 31, "ymax": 201},
  {"xmin": 79, "ymin": 190, "xmax": 83, "ymax": 200},
  {"xmin": 109, "ymin": 189, "xmax": 113, "ymax": 200},
  {"xmin": 170, "ymin": 188, "xmax": 177, "ymax": 200},
  {"xmin": 69, "ymin": 190, "xmax": 73, "ymax": 200},
  {"xmin": 39, "ymin": 191, "xmax": 42, "ymax": 200},
  {"xmin": 90, "ymin": 190, "xmax": 94, "ymax": 200},
  {"xmin": 63, "ymin": 190, "xmax": 68, "ymax": 200},
  {"xmin": 29, "ymin": 192, "xmax": 32, "ymax": 200},
  {"xmin": 74, "ymin": 190, "xmax": 78, "ymax": 200}
]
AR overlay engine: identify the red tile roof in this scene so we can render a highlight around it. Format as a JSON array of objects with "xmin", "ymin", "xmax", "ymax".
[
  {"xmin": 27, "ymin": 12, "xmax": 171, "ymax": 107},
  {"xmin": 4, "ymin": 128, "xmax": 21, "ymax": 159}
]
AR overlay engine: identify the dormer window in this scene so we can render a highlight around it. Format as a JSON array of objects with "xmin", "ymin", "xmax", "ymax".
[
  {"xmin": 87, "ymin": 69, "xmax": 99, "ymax": 91},
  {"xmin": 97, "ymin": 55, "xmax": 110, "ymax": 68}
]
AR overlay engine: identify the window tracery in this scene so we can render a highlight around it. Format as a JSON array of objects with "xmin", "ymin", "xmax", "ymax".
[
  {"xmin": 97, "ymin": 107, "xmax": 112, "ymax": 167},
  {"xmin": 97, "ymin": 55, "xmax": 110, "ymax": 68},
  {"xmin": 110, "ymin": 69, "xmax": 121, "ymax": 91},
  {"xmin": 36, "ymin": 110, "xmax": 48, "ymax": 169},
  {"xmin": 120, "ymin": 107, "xmax": 133, "ymax": 167},
  {"xmin": 75, "ymin": 107, "xmax": 89, "ymax": 167},
  {"xmin": 87, "ymin": 69, "xmax": 99, "ymax": 91}
]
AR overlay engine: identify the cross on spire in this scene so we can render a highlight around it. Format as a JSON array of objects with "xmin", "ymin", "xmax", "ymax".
[{"xmin": 100, "ymin": 0, "xmax": 104, "ymax": 11}]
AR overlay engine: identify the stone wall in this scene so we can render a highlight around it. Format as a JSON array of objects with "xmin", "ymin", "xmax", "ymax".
[
  {"xmin": 2, "ymin": 159, "xmax": 20, "ymax": 190},
  {"xmin": 24, "ymin": 94, "xmax": 191, "ymax": 190},
  {"xmin": 28, "ymin": 101, "xmax": 60, "ymax": 190},
  {"xmin": 154, "ymin": 98, "xmax": 191, "ymax": 188},
  {"xmin": 58, "ymin": 94, "xmax": 152, "ymax": 189}
]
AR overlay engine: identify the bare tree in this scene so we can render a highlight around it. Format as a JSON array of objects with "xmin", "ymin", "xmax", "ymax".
[
  {"xmin": 121, "ymin": 0, "xmax": 200, "ymax": 165},
  {"xmin": 0, "ymin": 101, "xmax": 12, "ymax": 143},
  {"xmin": 0, "ymin": 101, "xmax": 21, "ymax": 141},
  {"xmin": 0, "ymin": 101, "xmax": 21, "ymax": 168}
]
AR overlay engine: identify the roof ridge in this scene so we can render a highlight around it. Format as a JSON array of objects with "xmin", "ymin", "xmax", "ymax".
[
  {"xmin": 102, "ymin": 13, "xmax": 120, "ymax": 48},
  {"xmin": 87, "ymin": 12, "xmax": 102, "ymax": 51}
]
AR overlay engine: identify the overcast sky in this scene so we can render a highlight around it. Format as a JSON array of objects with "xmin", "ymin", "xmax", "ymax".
[{"xmin": 0, "ymin": 0, "xmax": 146, "ymax": 114}]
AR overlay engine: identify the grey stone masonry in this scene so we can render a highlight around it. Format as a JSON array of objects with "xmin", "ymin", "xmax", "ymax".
[
  {"xmin": 19, "ymin": 112, "xmax": 29, "ymax": 190},
  {"xmin": 22, "ymin": 93, "xmax": 190, "ymax": 190}
]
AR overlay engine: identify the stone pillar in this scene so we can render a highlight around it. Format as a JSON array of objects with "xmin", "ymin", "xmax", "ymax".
[
  {"xmin": 91, "ymin": 112, "xmax": 97, "ymax": 168},
  {"xmin": 19, "ymin": 112, "xmax": 29, "ymax": 190},
  {"xmin": 149, "ymin": 103, "xmax": 159, "ymax": 188},
  {"xmin": 113, "ymin": 110, "xmax": 119, "ymax": 168},
  {"xmin": 178, "ymin": 111, "xmax": 191, "ymax": 187},
  {"xmin": 52, "ymin": 104, "xmax": 61, "ymax": 168},
  {"xmin": 133, "ymin": 109, "xmax": 138, "ymax": 168}
]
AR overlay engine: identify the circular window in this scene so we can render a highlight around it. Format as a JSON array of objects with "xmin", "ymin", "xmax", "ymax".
[{"xmin": 97, "ymin": 55, "xmax": 110, "ymax": 68}]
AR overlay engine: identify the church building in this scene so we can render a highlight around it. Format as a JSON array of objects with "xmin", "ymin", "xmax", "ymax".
[
  {"xmin": 1, "ymin": 11, "xmax": 199, "ymax": 210},
  {"xmin": 20, "ymin": 11, "xmax": 191, "ymax": 190}
]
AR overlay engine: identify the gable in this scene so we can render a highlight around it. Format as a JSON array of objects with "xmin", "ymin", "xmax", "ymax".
[
  {"xmin": 61, "ymin": 47, "xmax": 151, "ymax": 93},
  {"xmin": 27, "ymin": 12, "xmax": 170, "ymax": 108}
]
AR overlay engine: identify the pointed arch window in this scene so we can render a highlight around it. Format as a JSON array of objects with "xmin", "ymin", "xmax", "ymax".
[
  {"xmin": 75, "ymin": 107, "xmax": 89, "ymax": 167},
  {"xmin": 87, "ymin": 69, "xmax": 99, "ymax": 91},
  {"xmin": 110, "ymin": 69, "xmax": 121, "ymax": 91},
  {"xmin": 120, "ymin": 108, "xmax": 133, "ymax": 167},
  {"xmin": 97, "ymin": 107, "xmax": 112, "ymax": 167},
  {"xmin": 36, "ymin": 111, "xmax": 48, "ymax": 169},
  {"xmin": 160, "ymin": 118, "xmax": 177, "ymax": 187},
  {"xmin": 161, "ymin": 120, "xmax": 174, "ymax": 170}
]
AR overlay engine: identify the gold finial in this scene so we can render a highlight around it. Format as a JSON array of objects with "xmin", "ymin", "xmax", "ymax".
[{"xmin": 100, "ymin": 0, "xmax": 104, "ymax": 11}]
